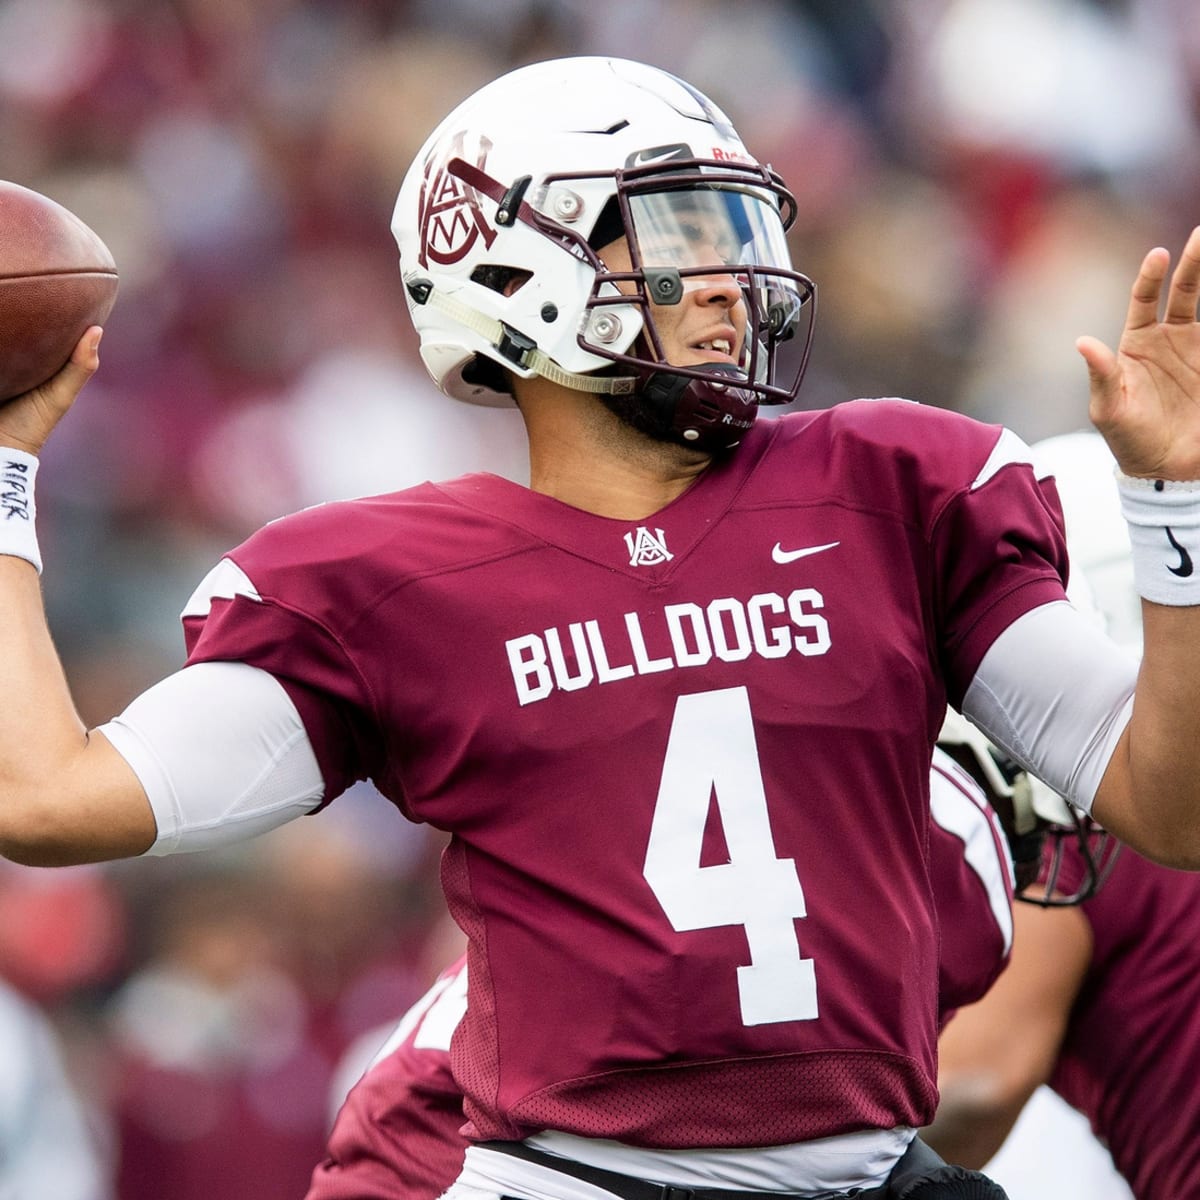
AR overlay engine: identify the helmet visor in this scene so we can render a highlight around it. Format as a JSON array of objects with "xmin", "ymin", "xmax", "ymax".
[
  {"xmin": 628, "ymin": 185, "xmax": 805, "ymax": 338},
  {"xmin": 629, "ymin": 185, "xmax": 792, "ymax": 270}
]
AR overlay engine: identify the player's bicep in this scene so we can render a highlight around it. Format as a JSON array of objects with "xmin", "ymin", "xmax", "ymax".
[{"xmin": 97, "ymin": 660, "xmax": 325, "ymax": 855}]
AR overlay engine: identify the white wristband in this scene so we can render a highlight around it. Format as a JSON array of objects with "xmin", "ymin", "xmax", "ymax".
[
  {"xmin": 1117, "ymin": 471, "xmax": 1200, "ymax": 605},
  {"xmin": 0, "ymin": 450, "xmax": 42, "ymax": 574}
]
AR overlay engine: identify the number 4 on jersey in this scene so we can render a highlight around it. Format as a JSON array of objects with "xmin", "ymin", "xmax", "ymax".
[{"xmin": 643, "ymin": 686, "xmax": 819, "ymax": 1026}]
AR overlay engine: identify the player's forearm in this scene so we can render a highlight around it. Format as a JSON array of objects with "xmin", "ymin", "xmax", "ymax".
[
  {"xmin": 1083, "ymin": 467, "xmax": 1200, "ymax": 865},
  {"xmin": 929, "ymin": 1009, "xmax": 1049, "ymax": 1171},
  {"xmin": 1096, "ymin": 602, "xmax": 1200, "ymax": 868},
  {"xmin": 922, "ymin": 1083, "xmax": 1024, "ymax": 1171},
  {"xmin": 0, "ymin": 557, "xmax": 154, "ymax": 864},
  {"xmin": 0, "ymin": 555, "xmax": 89, "ymax": 787}
]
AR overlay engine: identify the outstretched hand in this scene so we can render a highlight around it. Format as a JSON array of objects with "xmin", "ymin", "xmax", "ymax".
[
  {"xmin": 0, "ymin": 326, "xmax": 103, "ymax": 457},
  {"xmin": 1079, "ymin": 226, "xmax": 1200, "ymax": 482}
]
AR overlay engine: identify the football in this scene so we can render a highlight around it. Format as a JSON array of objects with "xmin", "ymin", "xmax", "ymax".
[{"xmin": 0, "ymin": 181, "xmax": 119, "ymax": 403}]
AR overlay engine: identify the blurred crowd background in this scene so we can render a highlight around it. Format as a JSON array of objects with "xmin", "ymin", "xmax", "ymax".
[{"xmin": 3, "ymin": 0, "xmax": 1200, "ymax": 1196}]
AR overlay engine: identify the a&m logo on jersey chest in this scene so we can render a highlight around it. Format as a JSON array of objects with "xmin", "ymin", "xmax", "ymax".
[
  {"xmin": 624, "ymin": 526, "xmax": 673, "ymax": 567},
  {"xmin": 417, "ymin": 130, "xmax": 497, "ymax": 268}
]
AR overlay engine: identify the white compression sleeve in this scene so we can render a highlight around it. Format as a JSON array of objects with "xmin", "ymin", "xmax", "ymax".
[
  {"xmin": 961, "ymin": 601, "xmax": 1138, "ymax": 816},
  {"xmin": 96, "ymin": 661, "xmax": 326, "ymax": 855}
]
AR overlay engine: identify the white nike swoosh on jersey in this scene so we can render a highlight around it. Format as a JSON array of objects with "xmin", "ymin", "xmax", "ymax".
[{"xmin": 771, "ymin": 540, "xmax": 840, "ymax": 563}]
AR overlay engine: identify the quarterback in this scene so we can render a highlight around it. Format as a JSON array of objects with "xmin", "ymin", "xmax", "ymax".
[{"xmin": 2, "ymin": 56, "xmax": 1200, "ymax": 1200}]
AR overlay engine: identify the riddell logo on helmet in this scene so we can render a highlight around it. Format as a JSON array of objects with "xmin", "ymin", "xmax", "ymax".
[
  {"xmin": 711, "ymin": 147, "xmax": 751, "ymax": 164},
  {"xmin": 417, "ymin": 131, "xmax": 497, "ymax": 268}
]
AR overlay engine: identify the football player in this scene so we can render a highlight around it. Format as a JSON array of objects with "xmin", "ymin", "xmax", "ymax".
[
  {"xmin": 928, "ymin": 432, "xmax": 1200, "ymax": 1199},
  {"xmin": 3, "ymin": 55, "xmax": 1200, "ymax": 1199}
]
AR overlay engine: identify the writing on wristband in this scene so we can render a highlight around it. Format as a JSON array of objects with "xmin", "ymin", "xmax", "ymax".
[
  {"xmin": 2, "ymin": 458, "xmax": 32, "ymax": 521},
  {"xmin": 1117, "ymin": 472, "xmax": 1200, "ymax": 606},
  {"xmin": 0, "ymin": 449, "xmax": 42, "ymax": 574}
]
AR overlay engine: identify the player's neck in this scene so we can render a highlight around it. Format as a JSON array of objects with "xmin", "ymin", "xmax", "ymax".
[
  {"xmin": 531, "ymin": 443, "xmax": 710, "ymax": 519},
  {"xmin": 519, "ymin": 382, "xmax": 712, "ymax": 520}
]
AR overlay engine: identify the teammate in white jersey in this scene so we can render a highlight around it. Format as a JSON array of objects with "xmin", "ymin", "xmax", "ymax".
[{"xmin": 3, "ymin": 55, "xmax": 1200, "ymax": 1200}]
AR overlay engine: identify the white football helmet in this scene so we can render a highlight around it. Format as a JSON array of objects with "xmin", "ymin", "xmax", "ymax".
[
  {"xmin": 390, "ymin": 57, "xmax": 815, "ymax": 451},
  {"xmin": 937, "ymin": 707, "xmax": 1046, "ymax": 896}
]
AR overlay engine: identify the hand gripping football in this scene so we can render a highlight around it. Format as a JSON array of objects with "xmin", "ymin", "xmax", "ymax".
[{"xmin": 0, "ymin": 181, "xmax": 119, "ymax": 403}]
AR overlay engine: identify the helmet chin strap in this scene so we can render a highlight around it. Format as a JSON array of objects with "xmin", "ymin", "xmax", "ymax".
[
  {"xmin": 414, "ymin": 283, "xmax": 638, "ymax": 395},
  {"xmin": 616, "ymin": 365, "xmax": 757, "ymax": 452},
  {"xmin": 412, "ymin": 281, "xmax": 755, "ymax": 449}
]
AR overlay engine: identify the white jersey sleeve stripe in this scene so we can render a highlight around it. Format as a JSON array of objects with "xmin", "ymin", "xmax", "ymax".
[
  {"xmin": 180, "ymin": 557, "xmax": 261, "ymax": 620},
  {"xmin": 962, "ymin": 601, "xmax": 1137, "ymax": 816},
  {"xmin": 930, "ymin": 748, "xmax": 1013, "ymax": 953},
  {"xmin": 366, "ymin": 966, "xmax": 469, "ymax": 1069},
  {"xmin": 412, "ymin": 965, "xmax": 469, "ymax": 1053},
  {"xmin": 96, "ymin": 661, "xmax": 324, "ymax": 855},
  {"xmin": 971, "ymin": 427, "xmax": 1034, "ymax": 490}
]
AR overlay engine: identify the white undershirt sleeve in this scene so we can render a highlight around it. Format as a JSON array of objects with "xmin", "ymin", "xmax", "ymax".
[
  {"xmin": 96, "ymin": 660, "xmax": 326, "ymax": 855},
  {"xmin": 961, "ymin": 601, "xmax": 1137, "ymax": 816}
]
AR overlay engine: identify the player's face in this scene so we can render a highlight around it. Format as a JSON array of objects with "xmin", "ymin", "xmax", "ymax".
[{"xmin": 598, "ymin": 207, "xmax": 749, "ymax": 371}]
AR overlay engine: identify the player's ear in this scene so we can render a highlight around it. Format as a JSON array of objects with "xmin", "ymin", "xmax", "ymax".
[{"xmin": 502, "ymin": 270, "xmax": 531, "ymax": 298}]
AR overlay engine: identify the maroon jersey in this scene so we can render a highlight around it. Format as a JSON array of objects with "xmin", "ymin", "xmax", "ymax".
[
  {"xmin": 1050, "ymin": 845, "xmax": 1200, "ymax": 1198},
  {"xmin": 183, "ymin": 401, "xmax": 1067, "ymax": 1147},
  {"xmin": 307, "ymin": 754, "xmax": 1012, "ymax": 1200}
]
